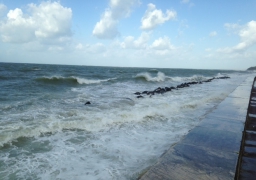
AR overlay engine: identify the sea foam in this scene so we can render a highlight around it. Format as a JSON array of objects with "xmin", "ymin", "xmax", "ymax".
[
  {"xmin": 36, "ymin": 76, "xmax": 116, "ymax": 85},
  {"xmin": 135, "ymin": 72, "xmax": 171, "ymax": 82}
]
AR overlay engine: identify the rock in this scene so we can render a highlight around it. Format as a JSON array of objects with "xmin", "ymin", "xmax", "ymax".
[
  {"xmin": 147, "ymin": 91, "xmax": 154, "ymax": 95},
  {"xmin": 216, "ymin": 76, "xmax": 230, "ymax": 79},
  {"xmin": 154, "ymin": 88, "xmax": 165, "ymax": 94},
  {"xmin": 188, "ymin": 81, "xmax": 198, "ymax": 85},
  {"xmin": 153, "ymin": 87, "xmax": 162, "ymax": 92},
  {"xmin": 134, "ymin": 76, "xmax": 230, "ymax": 98},
  {"xmin": 165, "ymin": 87, "xmax": 172, "ymax": 91},
  {"xmin": 137, "ymin": 95, "xmax": 144, "ymax": 98},
  {"xmin": 85, "ymin": 101, "xmax": 91, "ymax": 105}
]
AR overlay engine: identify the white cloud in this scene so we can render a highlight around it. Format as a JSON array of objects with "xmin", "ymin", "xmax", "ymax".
[
  {"xmin": 76, "ymin": 43, "xmax": 84, "ymax": 50},
  {"xmin": 92, "ymin": 10, "xmax": 119, "ymax": 39},
  {"xmin": 218, "ymin": 20, "xmax": 256, "ymax": 53},
  {"xmin": 224, "ymin": 23, "xmax": 241, "ymax": 31},
  {"xmin": 87, "ymin": 43, "xmax": 106, "ymax": 53},
  {"xmin": 209, "ymin": 31, "xmax": 217, "ymax": 37},
  {"xmin": 239, "ymin": 21, "xmax": 256, "ymax": 46},
  {"xmin": 151, "ymin": 36, "xmax": 174, "ymax": 50},
  {"xmin": 110, "ymin": 0, "xmax": 137, "ymax": 19},
  {"xmin": 0, "ymin": 1, "xmax": 72, "ymax": 44},
  {"xmin": 30, "ymin": 2, "xmax": 72, "ymax": 40},
  {"xmin": 48, "ymin": 46, "xmax": 64, "ymax": 51},
  {"xmin": 224, "ymin": 23, "xmax": 242, "ymax": 35},
  {"xmin": 121, "ymin": 32, "xmax": 150, "ymax": 49},
  {"xmin": 0, "ymin": 3, "xmax": 7, "ymax": 17},
  {"xmin": 93, "ymin": 0, "xmax": 138, "ymax": 39},
  {"xmin": 120, "ymin": 33, "xmax": 177, "ymax": 56},
  {"xmin": 140, "ymin": 3, "xmax": 176, "ymax": 30},
  {"xmin": 181, "ymin": 0, "xmax": 190, "ymax": 4},
  {"xmin": 180, "ymin": 0, "xmax": 194, "ymax": 7}
]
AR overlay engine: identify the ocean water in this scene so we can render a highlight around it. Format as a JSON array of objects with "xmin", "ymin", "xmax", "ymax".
[{"xmin": 0, "ymin": 63, "xmax": 254, "ymax": 180}]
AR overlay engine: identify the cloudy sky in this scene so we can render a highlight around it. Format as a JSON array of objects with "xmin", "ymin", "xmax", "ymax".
[{"xmin": 0, "ymin": 0, "xmax": 255, "ymax": 70}]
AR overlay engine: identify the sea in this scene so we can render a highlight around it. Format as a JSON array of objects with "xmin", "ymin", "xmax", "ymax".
[{"xmin": 0, "ymin": 62, "xmax": 255, "ymax": 180}]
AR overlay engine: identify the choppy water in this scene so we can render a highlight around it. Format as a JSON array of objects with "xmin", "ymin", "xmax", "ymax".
[{"xmin": 0, "ymin": 63, "xmax": 254, "ymax": 179}]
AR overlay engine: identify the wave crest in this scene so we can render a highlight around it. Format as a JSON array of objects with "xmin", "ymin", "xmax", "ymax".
[
  {"xmin": 135, "ymin": 72, "xmax": 170, "ymax": 82},
  {"xmin": 36, "ymin": 76, "xmax": 115, "ymax": 85}
]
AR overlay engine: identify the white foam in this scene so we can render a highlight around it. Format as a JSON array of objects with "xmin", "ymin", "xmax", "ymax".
[
  {"xmin": 0, "ymin": 78, "xmax": 232, "ymax": 147},
  {"xmin": 38, "ymin": 76, "xmax": 116, "ymax": 85},
  {"xmin": 171, "ymin": 75, "xmax": 210, "ymax": 82},
  {"xmin": 75, "ymin": 77, "xmax": 116, "ymax": 84},
  {"xmin": 135, "ymin": 72, "xmax": 171, "ymax": 82},
  {"xmin": 0, "ymin": 72, "xmax": 254, "ymax": 179}
]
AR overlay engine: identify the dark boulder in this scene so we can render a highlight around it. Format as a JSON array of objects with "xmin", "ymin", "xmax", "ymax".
[
  {"xmin": 216, "ymin": 76, "xmax": 230, "ymax": 79},
  {"xmin": 137, "ymin": 95, "xmax": 144, "ymax": 98},
  {"xmin": 134, "ymin": 76, "xmax": 230, "ymax": 98},
  {"xmin": 154, "ymin": 87, "xmax": 162, "ymax": 92},
  {"xmin": 165, "ymin": 87, "xmax": 172, "ymax": 92},
  {"xmin": 85, "ymin": 101, "xmax": 91, "ymax": 105},
  {"xmin": 147, "ymin": 91, "xmax": 154, "ymax": 96}
]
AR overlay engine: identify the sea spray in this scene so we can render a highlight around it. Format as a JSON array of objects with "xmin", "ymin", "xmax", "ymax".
[{"xmin": 135, "ymin": 72, "xmax": 172, "ymax": 82}]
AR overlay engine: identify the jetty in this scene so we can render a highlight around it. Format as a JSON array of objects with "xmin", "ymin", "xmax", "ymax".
[{"xmin": 139, "ymin": 76, "xmax": 256, "ymax": 180}]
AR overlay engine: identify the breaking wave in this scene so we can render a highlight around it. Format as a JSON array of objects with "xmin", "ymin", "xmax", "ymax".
[
  {"xmin": 135, "ymin": 72, "xmax": 171, "ymax": 82},
  {"xmin": 36, "ymin": 76, "xmax": 116, "ymax": 85},
  {"xmin": 134, "ymin": 72, "xmax": 225, "ymax": 83}
]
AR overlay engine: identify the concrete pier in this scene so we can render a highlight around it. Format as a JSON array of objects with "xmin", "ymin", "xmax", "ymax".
[
  {"xmin": 235, "ymin": 77, "xmax": 256, "ymax": 179},
  {"xmin": 139, "ymin": 76, "xmax": 255, "ymax": 180}
]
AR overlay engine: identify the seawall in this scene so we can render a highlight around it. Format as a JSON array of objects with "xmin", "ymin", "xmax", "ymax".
[
  {"xmin": 235, "ymin": 76, "xmax": 256, "ymax": 179},
  {"xmin": 139, "ymin": 76, "xmax": 255, "ymax": 180}
]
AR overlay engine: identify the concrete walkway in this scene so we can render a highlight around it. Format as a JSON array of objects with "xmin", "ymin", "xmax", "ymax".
[
  {"xmin": 235, "ymin": 77, "xmax": 256, "ymax": 179},
  {"xmin": 140, "ymin": 76, "xmax": 254, "ymax": 180}
]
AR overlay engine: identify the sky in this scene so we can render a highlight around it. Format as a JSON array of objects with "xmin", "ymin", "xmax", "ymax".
[{"xmin": 0, "ymin": 0, "xmax": 255, "ymax": 70}]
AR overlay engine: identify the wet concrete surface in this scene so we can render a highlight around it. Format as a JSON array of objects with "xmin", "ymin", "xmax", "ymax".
[
  {"xmin": 236, "ymin": 78, "xmax": 256, "ymax": 180},
  {"xmin": 140, "ymin": 76, "xmax": 255, "ymax": 180}
]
